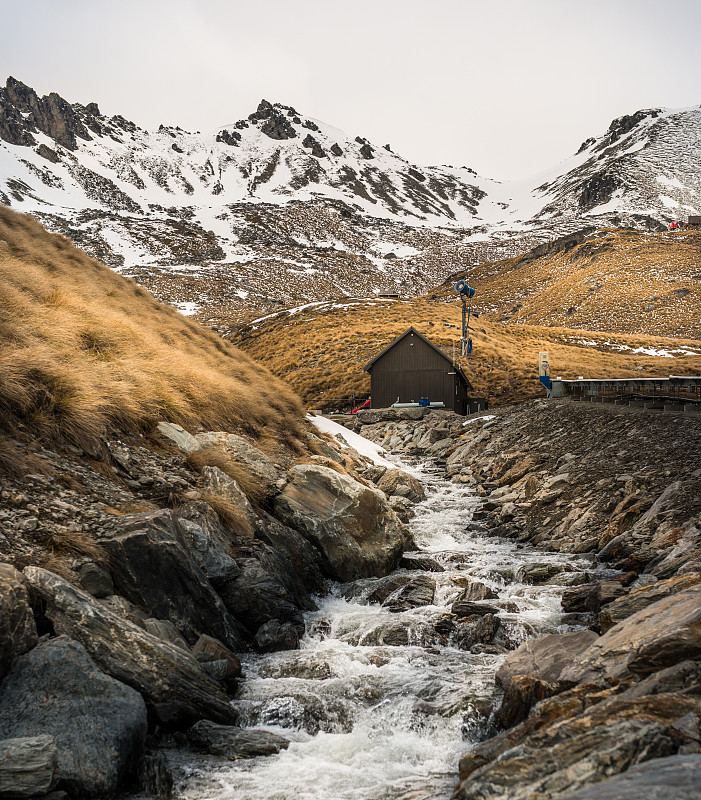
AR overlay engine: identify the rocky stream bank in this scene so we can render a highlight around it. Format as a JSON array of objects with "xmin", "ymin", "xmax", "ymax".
[
  {"xmin": 0, "ymin": 399, "xmax": 700, "ymax": 800},
  {"xmin": 340, "ymin": 400, "xmax": 701, "ymax": 799}
]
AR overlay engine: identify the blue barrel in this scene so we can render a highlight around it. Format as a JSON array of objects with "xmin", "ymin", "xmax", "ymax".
[{"xmin": 454, "ymin": 280, "xmax": 475, "ymax": 298}]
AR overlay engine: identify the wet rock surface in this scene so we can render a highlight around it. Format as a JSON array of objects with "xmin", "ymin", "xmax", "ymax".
[{"xmin": 0, "ymin": 636, "xmax": 146, "ymax": 796}]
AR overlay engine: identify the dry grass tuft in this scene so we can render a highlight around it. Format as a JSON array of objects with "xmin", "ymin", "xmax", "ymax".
[
  {"xmin": 0, "ymin": 206, "xmax": 306, "ymax": 465},
  {"xmin": 35, "ymin": 528, "xmax": 109, "ymax": 564},
  {"xmin": 187, "ymin": 446, "xmax": 269, "ymax": 506},
  {"xmin": 0, "ymin": 436, "xmax": 53, "ymax": 480},
  {"xmin": 199, "ymin": 492, "xmax": 253, "ymax": 537}
]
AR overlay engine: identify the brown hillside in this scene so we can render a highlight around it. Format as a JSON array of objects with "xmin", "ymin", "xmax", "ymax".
[
  {"xmin": 232, "ymin": 297, "xmax": 701, "ymax": 410},
  {"xmin": 0, "ymin": 207, "xmax": 306, "ymax": 471},
  {"xmin": 442, "ymin": 227, "xmax": 701, "ymax": 338}
]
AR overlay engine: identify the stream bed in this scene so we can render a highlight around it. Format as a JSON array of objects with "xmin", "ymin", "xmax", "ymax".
[{"xmin": 167, "ymin": 464, "xmax": 606, "ymax": 800}]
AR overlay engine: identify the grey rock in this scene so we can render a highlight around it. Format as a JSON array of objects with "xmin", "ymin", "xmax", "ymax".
[
  {"xmin": 0, "ymin": 636, "xmax": 146, "ymax": 797},
  {"xmin": 377, "ymin": 469, "xmax": 426, "ymax": 503},
  {"xmin": 456, "ymin": 580, "xmax": 498, "ymax": 601},
  {"xmin": 23, "ymin": 567, "xmax": 237, "ymax": 726},
  {"xmin": 143, "ymin": 619, "xmax": 189, "ymax": 650},
  {"xmin": 156, "ymin": 422, "xmax": 199, "ymax": 453},
  {"xmin": 451, "ymin": 600, "xmax": 501, "ymax": 617},
  {"xmin": 187, "ymin": 721, "xmax": 289, "ymax": 758},
  {"xmin": 0, "ymin": 736, "xmax": 57, "ymax": 798},
  {"xmin": 399, "ymin": 554, "xmax": 445, "ymax": 572},
  {"xmin": 557, "ymin": 754, "xmax": 701, "ymax": 799},
  {"xmin": 516, "ymin": 562, "xmax": 570, "ymax": 584},
  {"xmin": 384, "ymin": 575, "xmax": 436, "ymax": 611},
  {"xmin": 193, "ymin": 634, "xmax": 242, "ymax": 689},
  {"xmin": 254, "ymin": 620, "xmax": 300, "ymax": 652},
  {"xmin": 78, "ymin": 561, "xmax": 114, "ymax": 598},
  {"xmin": 453, "ymin": 614, "xmax": 500, "ymax": 651},
  {"xmin": 177, "ymin": 517, "xmax": 241, "ymax": 587},
  {"xmin": 0, "ymin": 564, "xmax": 37, "ymax": 680},
  {"xmin": 103, "ymin": 509, "xmax": 246, "ymax": 651},
  {"xmin": 273, "ymin": 465, "xmax": 409, "ymax": 581}
]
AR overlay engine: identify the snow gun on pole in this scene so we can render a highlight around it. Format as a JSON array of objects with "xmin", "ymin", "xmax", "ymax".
[{"xmin": 454, "ymin": 279, "xmax": 475, "ymax": 356}]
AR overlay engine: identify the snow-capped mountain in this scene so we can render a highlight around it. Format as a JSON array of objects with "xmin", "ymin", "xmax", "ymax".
[{"xmin": 1, "ymin": 76, "xmax": 700, "ymax": 323}]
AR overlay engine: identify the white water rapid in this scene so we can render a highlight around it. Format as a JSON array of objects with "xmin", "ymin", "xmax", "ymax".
[{"xmin": 166, "ymin": 463, "xmax": 604, "ymax": 800}]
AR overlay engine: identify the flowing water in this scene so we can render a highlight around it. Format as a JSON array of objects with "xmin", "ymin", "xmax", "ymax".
[{"xmin": 168, "ymin": 464, "xmax": 604, "ymax": 800}]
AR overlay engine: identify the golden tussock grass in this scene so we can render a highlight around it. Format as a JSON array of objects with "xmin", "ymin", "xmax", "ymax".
[
  {"xmin": 199, "ymin": 491, "xmax": 253, "ymax": 537},
  {"xmin": 34, "ymin": 529, "xmax": 109, "ymax": 564},
  {"xmin": 187, "ymin": 446, "xmax": 268, "ymax": 507},
  {"xmin": 0, "ymin": 206, "xmax": 306, "ymax": 460},
  {"xmin": 235, "ymin": 292, "xmax": 701, "ymax": 409}
]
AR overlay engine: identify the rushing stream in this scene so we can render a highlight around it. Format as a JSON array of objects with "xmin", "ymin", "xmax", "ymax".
[{"xmin": 168, "ymin": 462, "xmax": 604, "ymax": 800}]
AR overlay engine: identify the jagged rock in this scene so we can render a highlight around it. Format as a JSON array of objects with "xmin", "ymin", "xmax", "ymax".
[
  {"xmin": 377, "ymin": 468, "xmax": 426, "ymax": 503},
  {"xmin": 143, "ymin": 619, "xmax": 189, "ymax": 650},
  {"xmin": 561, "ymin": 587, "xmax": 701, "ymax": 686},
  {"xmin": 453, "ymin": 613, "xmax": 500, "ymax": 651},
  {"xmin": 361, "ymin": 621, "xmax": 411, "ymax": 646},
  {"xmin": 330, "ymin": 142, "xmax": 343, "ymax": 156},
  {"xmin": 496, "ymin": 630, "xmax": 599, "ymax": 691},
  {"xmin": 388, "ymin": 495, "xmax": 413, "ymax": 522},
  {"xmin": 556, "ymin": 754, "xmax": 701, "ymax": 800},
  {"xmin": 254, "ymin": 620, "xmax": 300, "ymax": 652},
  {"xmin": 0, "ymin": 637, "xmax": 146, "ymax": 797},
  {"xmin": 0, "ymin": 564, "xmax": 37, "ymax": 680},
  {"xmin": 78, "ymin": 561, "xmax": 114, "ymax": 598},
  {"xmin": 193, "ymin": 634, "xmax": 242, "ymax": 684},
  {"xmin": 562, "ymin": 579, "xmax": 627, "ymax": 614},
  {"xmin": 36, "ymin": 143, "xmax": 60, "ymax": 162},
  {"xmin": 384, "ymin": 575, "xmax": 436, "ymax": 611},
  {"xmin": 451, "ymin": 600, "xmax": 500, "ymax": 617},
  {"xmin": 456, "ymin": 580, "xmax": 498, "ymax": 601},
  {"xmin": 516, "ymin": 562, "xmax": 571, "ymax": 584},
  {"xmin": 599, "ymin": 573, "xmax": 701, "ymax": 633},
  {"xmin": 273, "ymin": 464, "xmax": 409, "ymax": 581},
  {"xmin": 302, "ymin": 133, "xmax": 326, "ymax": 158},
  {"xmin": 358, "ymin": 574, "xmax": 412, "ymax": 604},
  {"xmin": 23, "ymin": 567, "xmax": 237, "ymax": 726},
  {"xmin": 177, "ymin": 517, "xmax": 241, "ymax": 587},
  {"xmin": 399, "ymin": 553, "xmax": 445, "ymax": 572},
  {"xmin": 359, "ymin": 143, "xmax": 374, "ymax": 159},
  {"xmin": 0, "ymin": 736, "xmax": 57, "ymax": 798},
  {"xmin": 187, "ymin": 721, "xmax": 289, "ymax": 759},
  {"xmin": 103, "ymin": 509, "xmax": 246, "ymax": 651},
  {"xmin": 216, "ymin": 129, "xmax": 241, "ymax": 147},
  {"xmin": 156, "ymin": 422, "xmax": 199, "ymax": 453}
]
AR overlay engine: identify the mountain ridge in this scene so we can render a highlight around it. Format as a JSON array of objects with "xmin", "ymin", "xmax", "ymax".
[{"xmin": 1, "ymin": 76, "xmax": 700, "ymax": 321}]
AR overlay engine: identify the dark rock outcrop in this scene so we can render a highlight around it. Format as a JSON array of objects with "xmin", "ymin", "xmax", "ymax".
[
  {"xmin": 0, "ymin": 636, "xmax": 146, "ymax": 797},
  {"xmin": 23, "ymin": 567, "xmax": 237, "ymax": 726},
  {"xmin": 104, "ymin": 509, "xmax": 247, "ymax": 651},
  {"xmin": 254, "ymin": 619, "xmax": 300, "ymax": 652},
  {"xmin": 302, "ymin": 134, "xmax": 326, "ymax": 158}
]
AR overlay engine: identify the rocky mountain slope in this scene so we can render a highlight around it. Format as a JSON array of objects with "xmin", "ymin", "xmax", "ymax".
[{"xmin": 1, "ymin": 77, "xmax": 700, "ymax": 320}]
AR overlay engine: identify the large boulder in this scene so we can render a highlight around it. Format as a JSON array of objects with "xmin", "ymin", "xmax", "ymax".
[
  {"xmin": 561, "ymin": 587, "xmax": 701, "ymax": 686},
  {"xmin": 376, "ymin": 469, "xmax": 426, "ymax": 504},
  {"xmin": 23, "ymin": 567, "xmax": 237, "ymax": 726},
  {"xmin": 0, "ymin": 636, "xmax": 146, "ymax": 797},
  {"xmin": 103, "ymin": 509, "xmax": 246, "ymax": 651},
  {"xmin": 0, "ymin": 564, "xmax": 37, "ymax": 680},
  {"xmin": 556, "ymin": 754, "xmax": 701, "ymax": 799},
  {"xmin": 0, "ymin": 736, "xmax": 57, "ymax": 798},
  {"xmin": 273, "ymin": 465, "xmax": 409, "ymax": 581}
]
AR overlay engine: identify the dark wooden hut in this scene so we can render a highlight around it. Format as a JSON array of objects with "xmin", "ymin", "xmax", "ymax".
[{"xmin": 364, "ymin": 327, "xmax": 472, "ymax": 413}]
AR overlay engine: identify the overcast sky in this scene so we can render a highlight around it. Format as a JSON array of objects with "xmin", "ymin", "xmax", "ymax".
[{"xmin": 2, "ymin": 0, "xmax": 699, "ymax": 180}]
